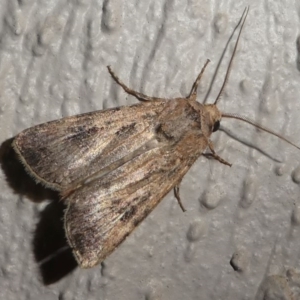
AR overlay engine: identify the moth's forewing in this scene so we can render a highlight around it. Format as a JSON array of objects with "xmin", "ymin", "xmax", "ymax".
[
  {"xmin": 13, "ymin": 101, "xmax": 167, "ymax": 191},
  {"xmin": 65, "ymin": 120, "xmax": 206, "ymax": 268}
]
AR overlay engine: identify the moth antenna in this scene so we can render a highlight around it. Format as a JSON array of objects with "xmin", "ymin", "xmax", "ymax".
[
  {"xmin": 222, "ymin": 113, "xmax": 300, "ymax": 151},
  {"xmin": 214, "ymin": 6, "xmax": 249, "ymax": 105}
]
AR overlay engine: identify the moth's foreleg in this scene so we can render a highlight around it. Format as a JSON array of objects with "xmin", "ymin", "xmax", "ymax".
[
  {"xmin": 174, "ymin": 184, "xmax": 186, "ymax": 212},
  {"xmin": 107, "ymin": 66, "xmax": 166, "ymax": 102},
  {"xmin": 203, "ymin": 153, "xmax": 231, "ymax": 167},
  {"xmin": 205, "ymin": 140, "xmax": 232, "ymax": 167},
  {"xmin": 187, "ymin": 59, "xmax": 210, "ymax": 101}
]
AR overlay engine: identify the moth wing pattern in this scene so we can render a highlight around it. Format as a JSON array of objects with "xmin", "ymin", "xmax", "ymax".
[
  {"xmin": 65, "ymin": 124, "xmax": 205, "ymax": 268},
  {"xmin": 13, "ymin": 101, "xmax": 168, "ymax": 191},
  {"xmin": 14, "ymin": 91, "xmax": 211, "ymax": 268}
]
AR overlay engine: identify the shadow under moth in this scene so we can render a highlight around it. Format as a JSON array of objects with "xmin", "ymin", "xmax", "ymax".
[{"xmin": 12, "ymin": 7, "xmax": 300, "ymax": 268}]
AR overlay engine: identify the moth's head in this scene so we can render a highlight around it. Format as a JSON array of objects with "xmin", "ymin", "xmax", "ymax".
[{"xmin": 203, "ymin": 104, "xmax": 222, "ymax": 133}]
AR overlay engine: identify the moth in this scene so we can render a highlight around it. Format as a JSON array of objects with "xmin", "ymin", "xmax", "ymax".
[{"xmin": 13, "ymin": 7, "xmax": 300, "ymax": 268}]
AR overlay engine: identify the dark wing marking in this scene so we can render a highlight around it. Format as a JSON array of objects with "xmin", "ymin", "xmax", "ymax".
[
  {"xmin": 64, "ymin": 130, "xmax": 206, "ymax": 268},
  {"xmin": 13, "ymin": 101, "xmax": 167, "ymax": 190}
]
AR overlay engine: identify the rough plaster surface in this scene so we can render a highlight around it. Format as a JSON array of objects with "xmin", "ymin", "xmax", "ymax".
[{"xmin": 1, "ymin": 0, "xmax": 300, "ymax": 299}]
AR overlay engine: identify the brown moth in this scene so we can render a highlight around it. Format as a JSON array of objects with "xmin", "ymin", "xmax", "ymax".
[{"xmin": 13, "ymin": 7, "xmax": 300, "ymax": 268}]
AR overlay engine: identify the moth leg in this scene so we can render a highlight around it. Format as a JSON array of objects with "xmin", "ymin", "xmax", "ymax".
[
  {"xmin": 174, "ymin": 184, "xmax": 186, "ymax": 212},
  {"xmin": 206, "ymin": 140, "xmax": 232, "ymax": 167},
  {"xmin": 188, "ymin": 59, "xmax": 210, "ymax": 100},
  {"xmin": 203, "ymin": 153, "xmax": 231, "ymax": 166},
  {"xmin": 107, "ymin": 66, "xmax": 167, "ymax": 102}
]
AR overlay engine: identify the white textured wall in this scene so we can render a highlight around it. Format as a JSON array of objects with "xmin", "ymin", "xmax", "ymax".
[{"xmin": 1, "ymin": 0, "xmax": 300, "ymax": 299}]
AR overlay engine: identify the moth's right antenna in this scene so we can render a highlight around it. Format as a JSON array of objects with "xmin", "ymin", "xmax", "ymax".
[
  {"xmin": 222, "ymin": 113, "xmax": 300, "ymax": 151},
  {"xmin": 214, "ymin": 6, "xmax": 249, "ymax": 105}
]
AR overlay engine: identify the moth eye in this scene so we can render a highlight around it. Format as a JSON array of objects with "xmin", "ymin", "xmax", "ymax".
[{"xmin": 213, "ymin": 120, "xmax": 220, "ymax": 132}]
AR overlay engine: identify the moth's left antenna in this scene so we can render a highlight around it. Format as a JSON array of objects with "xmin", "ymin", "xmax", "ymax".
[{"xmin": 214, "ymin": 6, "xmax": 249, "ymax": 105}]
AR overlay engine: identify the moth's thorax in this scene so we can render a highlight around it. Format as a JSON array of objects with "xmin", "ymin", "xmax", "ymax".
[{"xmin": 186, "ymin": 101, "xmax": 221, "ymax": 135}]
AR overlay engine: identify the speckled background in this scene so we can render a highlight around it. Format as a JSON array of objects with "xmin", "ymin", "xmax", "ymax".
[{"xmin": 1, "ymin": 1, "xmax": 300, "ymax": 299}]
